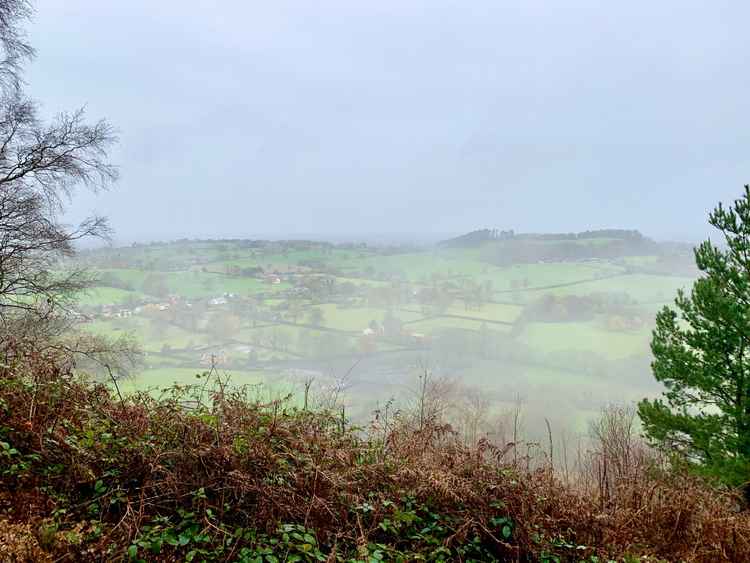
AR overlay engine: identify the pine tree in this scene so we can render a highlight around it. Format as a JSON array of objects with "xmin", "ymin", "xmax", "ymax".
[{"xmin": 639, "ymin": 186, "xmax": 750, "ymax": 490}]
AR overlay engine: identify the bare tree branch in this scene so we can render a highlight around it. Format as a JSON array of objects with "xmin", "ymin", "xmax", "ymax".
[{"xmin": 0, "ymin": 1, "xmax": 139, "ymax": 375}]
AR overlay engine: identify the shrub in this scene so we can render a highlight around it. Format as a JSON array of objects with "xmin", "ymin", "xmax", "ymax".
[{"xmin": 0, "ymin": 345, "xmax": 748, "ymax": 561}]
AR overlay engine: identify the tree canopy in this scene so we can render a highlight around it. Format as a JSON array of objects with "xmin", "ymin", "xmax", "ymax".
[{"xmin": 639, "ymin": 186, "xmax": 750, "ymax": 490}]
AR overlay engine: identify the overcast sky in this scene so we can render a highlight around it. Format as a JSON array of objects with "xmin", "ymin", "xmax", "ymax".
[{"xmin": 25, "ymin": 1, "xmax": 750, "ymax": 243}]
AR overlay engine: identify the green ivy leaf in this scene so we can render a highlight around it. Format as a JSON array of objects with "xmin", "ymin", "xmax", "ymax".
[{"xmin": 502, "ymin": 525, "xmax": 512, "ymax": 539}]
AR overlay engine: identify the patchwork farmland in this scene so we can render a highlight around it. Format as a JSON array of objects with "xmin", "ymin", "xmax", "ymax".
[{"xmin": 73, "ymin": 231, "xmax": 697, "ymax": 436}]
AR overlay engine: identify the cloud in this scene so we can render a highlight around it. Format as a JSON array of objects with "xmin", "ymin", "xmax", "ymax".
[{"xmin": 27, "ymin": 0, "xmax": 750, "ymax": 242}]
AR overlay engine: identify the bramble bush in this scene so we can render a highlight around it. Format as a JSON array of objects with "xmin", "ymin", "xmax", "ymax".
[{"xmin": 0, "ymin": 343, "xmax": 748, "ymax": 561}]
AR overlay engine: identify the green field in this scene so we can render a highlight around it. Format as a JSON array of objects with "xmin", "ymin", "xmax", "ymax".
[
  {"xmin": 482, "ymin": 262, "xmax": 624, "ymax": 291},
  {"xmin": 548, "ymin": 274, "xmax": 693, "ymax": 305},
  {"xmin": 120, "ymin": 367, "xmax": 264, "ymax": 392},
  {"xmin": 72, "ymin": 235, "xmax": 695, "ymax": 439},
  {"xmin": 77, "ymin": 287, "xmax": 147, "ymax": 306},
  {"xmin": 337, "ymin": 251, "xmax": 491, "ymax": 281},
  {"xmin": 518, "ymin": 320, "xmax": 651, "ymax": 360},
  {"xmin": 407, "ymin": 316, "xmax": 499, "ymax": 333},
  {"xmin": 316, "ymin": 304, "xmax": 423, "ymax": 332},
  {"xmin": 94, "ymin": 268, "xmax": 291, "ymax": 299},
  {"xmin": 443, "ymin": 302, "xmax": 524, "ymax": 322},
  {"xmin": 204, "ymin": 247, "xmax": 365, "ymax": 271},
  {"xmin": 117, "ymin": 367, "xmax": 305, "ymax": 406}
]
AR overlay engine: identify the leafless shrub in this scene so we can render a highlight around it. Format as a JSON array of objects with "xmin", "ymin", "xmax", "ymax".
[
  {"xmin": 407, "ymin": 363, "xmax": 457, "ymax": 431},
  {"xmin": 579, "ymin": 404, "xmax": 655, "ymax": 508}
]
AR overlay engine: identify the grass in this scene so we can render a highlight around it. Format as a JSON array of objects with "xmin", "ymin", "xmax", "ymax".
[
  {"xmin": 75, "ymin": 287, "xmax": 147, "ymax": 306},
  {"xmin": 119, "ymin": 367, "xmax": 265, "ymax": 393},
  {"xmin": 443, "ymin": 302, "xmax": 524, "ymax": 323},
  {"xmin": 119, "ymin": 366, "xmax": 310, "ymax": 407},
  {"xmin": 480, "ymin": 262, "xmax": 625, "ymax": 292},
  {"xmin": 84, "ymin": 318, "xmax": 210, "ymax": 353},
  {"xmin": 83, "ymin": 318, "xmax": 148, "ymax": 338},
  {"xmin": 547, "ymin": 273, "xmax": 694, "ymax": 304},
  {"xmin": 317, "ymin": 304, "xmax": 423, "ymax": 332},
  {"xmin": 518, "ymin": 319, "xmax": 651, "ymax": 360},
  {"xmin": 621, "ymin": 255, "xmax": 660, "ymax": 267},
  {"xmin": 338, "ymin": 251, "xmax": 491, "ymax": 282},
  {"xmin": 90, "ymin": 269, "xmax": 290, "ymax": 299},
  {"xmin": 332, "ymin": 275, "xmax": 392, "ymax": 287},
  {"xmin": 405, "ymin": 316, "xmax": 501, "ymax": 333},
  {"xmin": 204, "ymin": 248, "xmax": 367, "ymax": 272},
  {"xmin": 162, "ymin": 271, "xmax": 287, "ymax": 298},
  {"xmin": 234, "ymin": 324, "xmax": 354, "ymax": 357}
]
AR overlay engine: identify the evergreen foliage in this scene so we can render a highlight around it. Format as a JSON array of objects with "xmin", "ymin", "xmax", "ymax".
[{"xmin": 639, "ymin": 186, "xmax": 750, "ymax": 489}]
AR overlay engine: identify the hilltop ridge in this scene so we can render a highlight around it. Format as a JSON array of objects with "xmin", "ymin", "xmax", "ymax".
[{"xmin": 439, "ymin": 228, "xmax": 651, "ymax": 248}]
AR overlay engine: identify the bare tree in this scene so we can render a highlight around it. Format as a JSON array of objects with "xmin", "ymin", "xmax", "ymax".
[
  {"xmin": 0, "ymin": 98, "xmax": 118, "ymax": 325},
  {"xmin": 0, "ymin": 0, "xmax": 117, "ymax": 326},
  {"xmin": 0, "ymin": 1, "xmax": 139, "ymax": 376}
]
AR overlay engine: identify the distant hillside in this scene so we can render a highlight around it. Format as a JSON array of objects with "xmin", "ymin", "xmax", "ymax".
[
  {"xmin": 438, "ymin": 228, "xmax": 515, "ymax": 247},
  {"xmin": 440, "ymin": 229, "xmax": 658, "ymax": 264},
  {"xmin": 440, "ymin": 228, "xmax": 649, "ymax": 248}
]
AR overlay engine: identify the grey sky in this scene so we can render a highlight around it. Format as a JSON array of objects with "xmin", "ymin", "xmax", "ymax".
[{"xmin": 27, "ymin": 0, "xmax": 750, "ymax": 243}]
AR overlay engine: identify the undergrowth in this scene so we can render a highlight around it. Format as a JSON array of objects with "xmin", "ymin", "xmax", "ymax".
[{"xmin": 0, "ymin": 346, "xmax": 748, "ymax": 562}]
